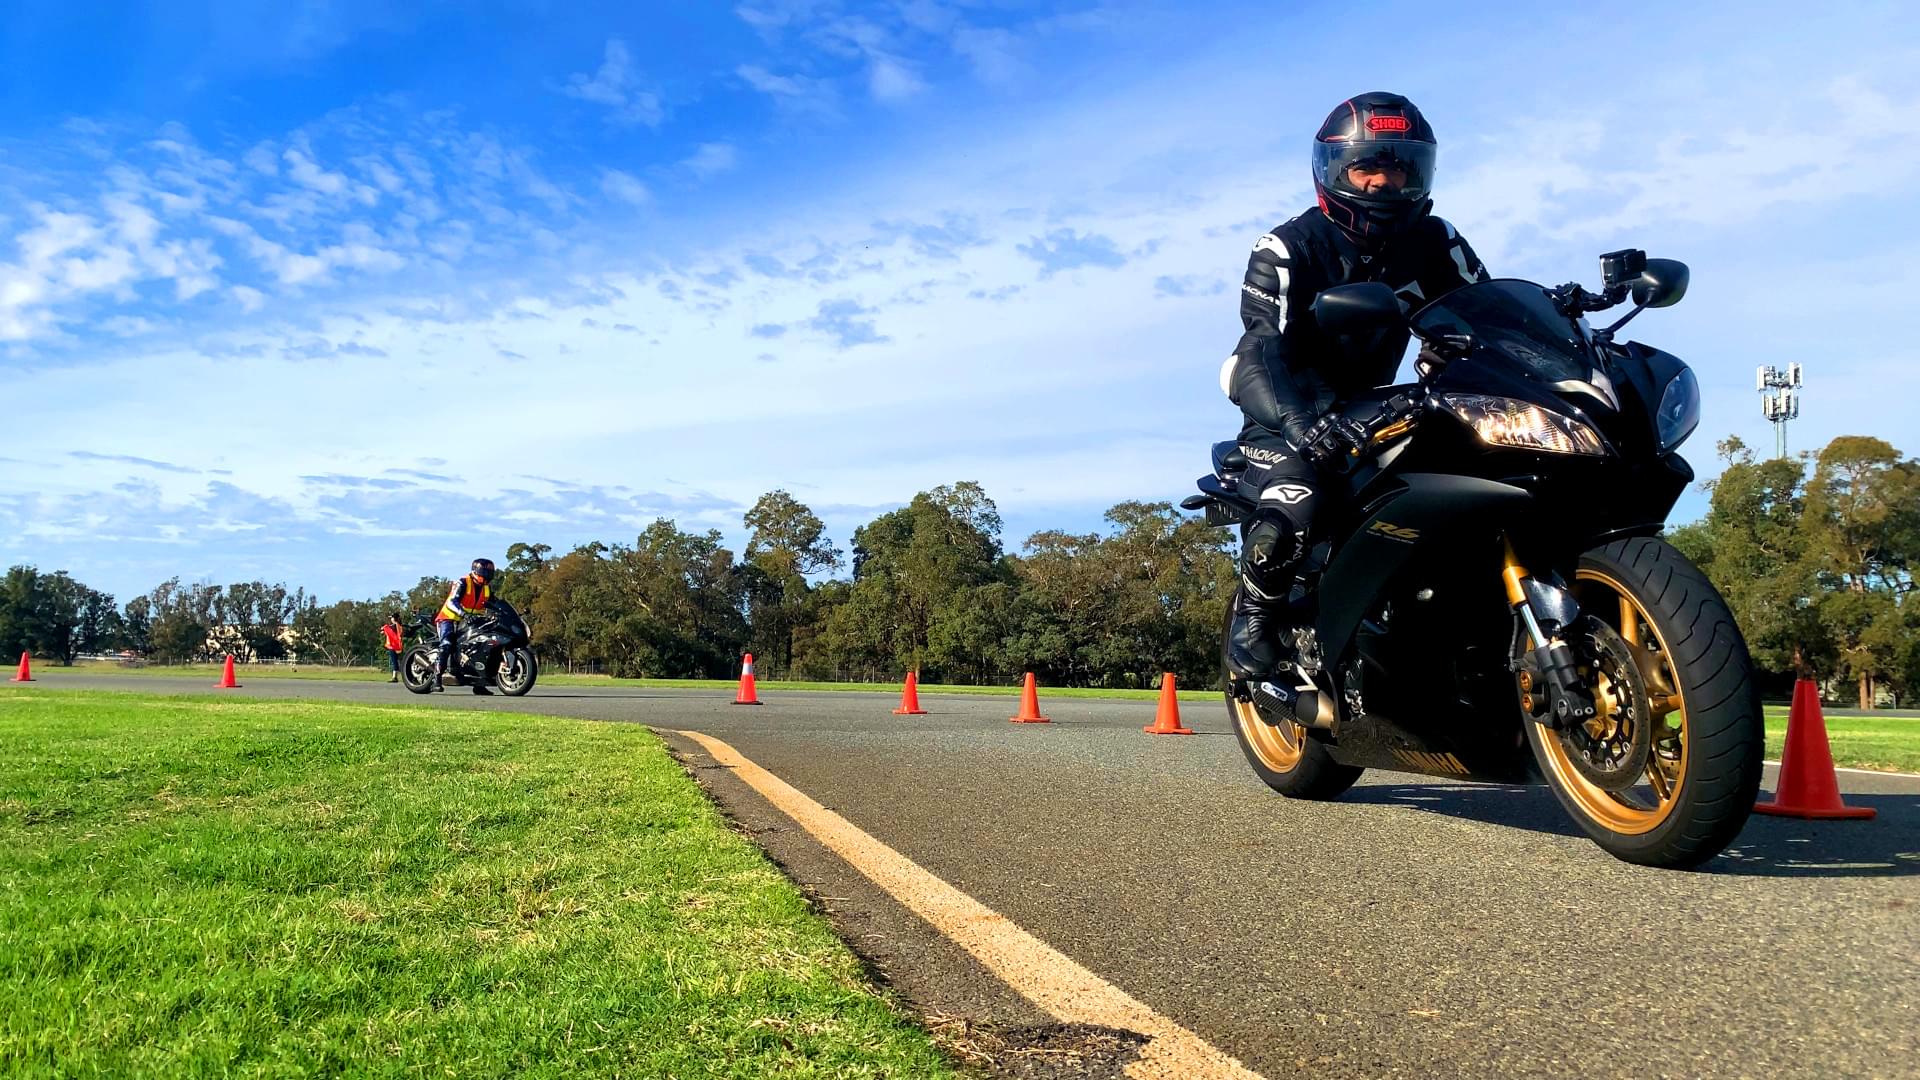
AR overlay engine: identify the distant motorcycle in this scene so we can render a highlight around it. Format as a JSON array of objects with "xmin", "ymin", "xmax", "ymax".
[
  {"xmin": 400, "ymin": 599, "xmax": 538, "ymax": 697},
  {"xmin": 1184, "ymin": 250, "xmax": 1763, "ymax": 869}
]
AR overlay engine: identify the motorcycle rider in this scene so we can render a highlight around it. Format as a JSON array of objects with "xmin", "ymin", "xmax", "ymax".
[
  {"xmin": 1220, "ymin": 91, "xmax": 1490, "ymax": 680},
  {"xmin": 435, "ymin": 557, "xmax": 498, "ymax": 695}
]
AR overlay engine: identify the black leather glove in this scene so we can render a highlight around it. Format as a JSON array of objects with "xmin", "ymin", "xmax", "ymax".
[{"xmin": 1296, "ymin": 413, "xmax": 1370, "ymax": 472}]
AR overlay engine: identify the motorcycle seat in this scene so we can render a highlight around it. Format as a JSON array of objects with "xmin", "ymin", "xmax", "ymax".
[{"xmin": 1212, "ymin": 440, "xmax": 1248, "ymax": 474}]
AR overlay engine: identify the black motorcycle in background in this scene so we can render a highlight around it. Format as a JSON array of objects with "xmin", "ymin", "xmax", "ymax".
[
  {"xmin": 1185, "ymin": 250, "xmax": 1763, "ymax": 868},
  {"xmin": 400, "ymin": 599, "xmax": 538, "ymax": 697}
]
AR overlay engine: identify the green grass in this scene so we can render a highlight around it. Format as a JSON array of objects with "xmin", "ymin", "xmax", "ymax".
[
  {"xmin": 0, "ymin": 691, "xmax": 958, "ymax": 1078},
  {"xmin": 1764, "ymin": 706, "xmax": 1920, "ymax": 773}
]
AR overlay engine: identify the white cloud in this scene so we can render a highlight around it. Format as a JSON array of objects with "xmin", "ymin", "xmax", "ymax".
[
  {"xmin": 734, "ymin": 3, "xmax": 803, "ymax": 37},
  {"xmin": 0, "ymin": 196, "xmax": 229, "ymax": 341},
  {"xmin": 243, "ymin": 143, "xmax": 279, "ymax": 176},
  {"xmin": 600, "ymin": 169, "xmax": 652, "ymax": 206},
  {"xmin": 736, "ymin": 63, "xmax": 838, "ymax": 116},
  {"xmin": 737, "ymin": 64, "xmax": 804, "ymax": 96},
  {"xmin": 895, "ymin": 0, "xmax": 955, "ymax": 34},
  {"xmin": 562, "ymin": 38, "xmax": 664, "ymax": 127},
  {"xmin": 681, "ymin": 142, "xmax": 738, "ymax": 178},
  {"xmin": 1444, "ymin": 73, "xmax": 1920, "ymax": 278},
  {"xmin": 358, "ymin": 156, "xmax": 406, "ymax": 194},
  {"xmin": 283, "ymin": 146, "xmax": 348, "ymax": 195},
  {"xmin": 867, "ymin": 55, "xmax": 924, "ymax": 101},
  {"xmin": 954, "ymin": 26, "xmax": 1029, "ymax": 88},
  {"xmin": 0, "ymin": 108, "xmax": 599, "ymax": 343}
]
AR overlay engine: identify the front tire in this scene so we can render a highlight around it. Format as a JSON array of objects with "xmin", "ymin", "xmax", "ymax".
[
  {"xmin": 1223, "ymin": 615, "xmax": 1363, "ymax": 800},
  {"xmin": 1526, "ymin": 537, "xmax": 1763, "ymax": 868},
  {"xmin": 498, "ymin": 648, "xmax": 537, "ymax": 696},
  {"xmin": 399, "ymin": 644, "xmax": 437, "ymax": 695}
]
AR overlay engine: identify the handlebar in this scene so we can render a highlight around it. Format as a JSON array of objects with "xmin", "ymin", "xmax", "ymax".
[
  {"xmin": 1549, "ymin": 281, "xmax": 1631, "ymax": 316},
  {"xmin": 1364, "ymin": 388, "xmax": 1434, "ymax": 450}
]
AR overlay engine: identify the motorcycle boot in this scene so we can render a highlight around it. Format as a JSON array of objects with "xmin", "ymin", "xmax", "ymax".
[
  {"xmin": 1227, "ymin": 581, "xmax": 1287, "ymax": 680},
  {"xmin": 1227, "ymin": 507, "xmax": 1307, "ymax": 681},
  {"xmin": 434, "ymin": 630, "xmax": 457, "ymax": 691},
  {"xmin": 471, "ymin": 684, "xmax": 494, "ymax": 696}
]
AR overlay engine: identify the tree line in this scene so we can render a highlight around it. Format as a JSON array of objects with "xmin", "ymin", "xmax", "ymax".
[
  {"xmin": 0, "ymin": 570, "xmax": 309, "ymax": 667},
  {"xmin": 4, "ymin": 435, "xmax": 1913, "ymax": 701},
  {"xmin": 1669, "ymin": 435, "xmax": 1918, "ymax": 708},
  {"xmin": 0, "ymin": 482, "xmax": 1235, "ymax": 689}
]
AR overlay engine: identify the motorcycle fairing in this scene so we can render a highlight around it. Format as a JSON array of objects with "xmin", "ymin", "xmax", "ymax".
[{"xmin": 1313, "ymin": 473, "xmax": 1531, "ymax": 668}]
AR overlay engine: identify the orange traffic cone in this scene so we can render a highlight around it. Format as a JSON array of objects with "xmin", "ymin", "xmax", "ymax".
[
  {"xmin": 215, "ymin": 655, "xmax": 240, "ymax": 689},
  {"xmin": 1009, "ymin": 672, "xmax": 1051, "ymax": 724},
  {"xmin": 1144, "ymin": 673, "xmax": 1194, "ymax": 735},
  {"xmin": 1755, "ymin": 677, "xmax": 1874, "ymax": 820},
  {"xmin": 892, "ymin": 671, "xmax": 928, "ymax": 715},
  {"xmin": 9, "ymin": 652, "xmax": 31, "ymax": 682},
  {"xmin": 733, "ymin": 653, "xmax": 762, "ymax": 705}
]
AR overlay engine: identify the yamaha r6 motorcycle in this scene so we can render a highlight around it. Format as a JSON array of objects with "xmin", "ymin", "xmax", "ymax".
[
  {"xmin": 1184, "ymin": 250, "xmax": 1762, "ymax": 868},
  {"xmin": 400, "ymin": 599, "xmax": 539, "ymax": 697}
]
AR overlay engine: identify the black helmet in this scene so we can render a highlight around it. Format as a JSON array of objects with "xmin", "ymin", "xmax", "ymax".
[
  {"xmin": 470, "ymin": 557, "xmax": 496, "ymax": 583},
  {"xmin": 1313, "ymin": 92, "xmax": 1437, "ymax": 244}
]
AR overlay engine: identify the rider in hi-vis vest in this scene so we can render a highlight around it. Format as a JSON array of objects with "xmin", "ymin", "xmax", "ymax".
[{"xmin": 435, "ymin": 557, "xmax": 497, "ymax": 694}]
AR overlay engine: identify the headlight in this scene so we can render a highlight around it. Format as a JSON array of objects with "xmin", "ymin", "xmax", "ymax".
[
  {"xmin": 1656, "ymin": 366, "xmax": 1700, "ymax": 451},
  {"xmin": 1440, "ymin": 393, "xmax": 1608, "ymax": 457}
]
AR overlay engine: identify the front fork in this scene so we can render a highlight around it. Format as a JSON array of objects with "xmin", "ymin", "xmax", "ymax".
[{"xmin": 1503, "ymin": 536, "xmax": 1598, "ymax": 730}]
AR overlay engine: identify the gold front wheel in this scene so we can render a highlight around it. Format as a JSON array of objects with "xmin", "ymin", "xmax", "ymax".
[{"xmin": 1525, "ymin": 538, "xmax": 1763, "ymax": 868}]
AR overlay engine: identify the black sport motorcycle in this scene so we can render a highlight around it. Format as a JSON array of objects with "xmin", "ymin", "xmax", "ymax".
[
  {"xmin": 1185, "ymin": 250, "xmax": 1762, "ymax": 868},
  {"xmin": 400, "ymin": 599, "xmax": 538, "ymax": 697}
]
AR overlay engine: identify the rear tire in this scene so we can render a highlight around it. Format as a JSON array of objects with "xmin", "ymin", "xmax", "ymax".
[
  {"xmin": 1526, "ymin": 537, "xmax": 1763, "ymax": 869},
  {"xmin": 1223, "ymin": 616, "xmax": 1363, "ymax": 799},
  {"xmin": 399, "ymin": 644, "xmax": 437, "ymax": 695}
]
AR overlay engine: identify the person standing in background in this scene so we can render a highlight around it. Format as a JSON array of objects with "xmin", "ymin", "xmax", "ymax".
[{"xmin": 380, "ymin": 613, "xmax": 405, "ymax": 683}]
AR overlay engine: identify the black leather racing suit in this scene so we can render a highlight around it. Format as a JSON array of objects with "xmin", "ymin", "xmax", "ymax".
[{"xmin": 1220, "ymin": 206, "xmax": 1488, "ymax": 671}]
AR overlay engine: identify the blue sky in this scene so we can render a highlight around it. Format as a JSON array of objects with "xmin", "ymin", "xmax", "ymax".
[{"xmin": 3, "ymin": 0, "xmax": 1917, "ymax": 602}]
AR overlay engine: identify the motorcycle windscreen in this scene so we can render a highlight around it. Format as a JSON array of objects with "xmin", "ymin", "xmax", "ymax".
[
  {"xmin": 488, "ymin": 599, "xmax": 528, "ymax": 636},
  {"xmin": 1411, "ymin": 279, "xmax": 1595, "ymax": 384}
]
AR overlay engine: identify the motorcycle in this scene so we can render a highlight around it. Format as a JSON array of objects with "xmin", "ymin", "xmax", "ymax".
[
  {"xmin": 1184, "ymin": 249, "xmax": 1763, "ymax": 868},
  {"xmin": 400, "ymin": 599, "xmax": 538, "ymax": 697}
]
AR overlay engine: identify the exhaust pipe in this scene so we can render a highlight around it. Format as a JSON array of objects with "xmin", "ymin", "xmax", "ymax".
[{"xmin": 1253, "ymin": 680, "xmax": 1336, "ymax": 732}]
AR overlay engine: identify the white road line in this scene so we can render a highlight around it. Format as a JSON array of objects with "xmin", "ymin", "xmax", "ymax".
[{"xmin": 674, "ymin": 729, "xmax": 1265, "ymax": 1080}]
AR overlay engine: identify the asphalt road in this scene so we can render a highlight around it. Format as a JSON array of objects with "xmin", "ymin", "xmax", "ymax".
[{"xmin": 18, "ymin": 673, "xmax": 1920, "ymax": 1079}]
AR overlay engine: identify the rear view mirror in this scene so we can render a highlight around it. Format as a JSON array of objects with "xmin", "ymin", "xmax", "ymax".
[
  {"xmin": 1632, "ymin": 258, "xmax": 1689, "ymax": 308},
  {"xmin": 1311, "ymin": 282, "xmax": 1403, "ymax": 335}
]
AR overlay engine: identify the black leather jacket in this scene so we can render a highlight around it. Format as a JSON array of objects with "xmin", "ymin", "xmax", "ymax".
[{"xmin": 1222, "ymin": 207, "xmax": 1488, "ymax": 446}]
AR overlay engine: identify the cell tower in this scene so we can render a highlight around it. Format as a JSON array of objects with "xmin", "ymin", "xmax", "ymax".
[{"xmin": 1757, "ymin": 363, "xmax": 1802, "ymax": 459}]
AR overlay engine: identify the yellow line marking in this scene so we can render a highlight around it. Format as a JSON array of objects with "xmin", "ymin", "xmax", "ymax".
[{"xmin": 674, "ymin": 729, "xmax": 1264, "ymax": 1080}]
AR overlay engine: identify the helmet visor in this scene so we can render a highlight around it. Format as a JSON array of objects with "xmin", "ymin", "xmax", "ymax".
[{"xmin": 1315, "ymin": 140, "xmax": 1435, "ymax": 203}]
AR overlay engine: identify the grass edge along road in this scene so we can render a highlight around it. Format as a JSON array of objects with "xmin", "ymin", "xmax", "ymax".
[
  {"xmin": 0, "ymin": 691, "xmax": 960, "ymax": 1078},
  {"xmin": 34, "ymin": 662, "xmax": 1920, "ymax": 773},
  {"xmin": 51, "ymin": 660, "xmax": 1225, "ymax": 700}
]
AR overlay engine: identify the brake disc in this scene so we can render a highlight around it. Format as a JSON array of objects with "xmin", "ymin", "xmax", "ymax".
[{"xmin": 1558, "ymin": 618, "xmax": 1654, "ymax": 792}]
